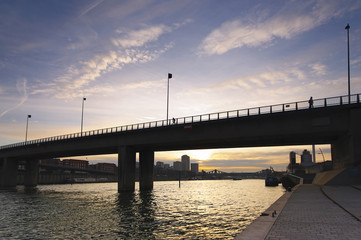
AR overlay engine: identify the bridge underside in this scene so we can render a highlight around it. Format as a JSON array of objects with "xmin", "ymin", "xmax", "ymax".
[{"xmin": 1, "ymin": 104, "xmax": 361, "ymax": 191}]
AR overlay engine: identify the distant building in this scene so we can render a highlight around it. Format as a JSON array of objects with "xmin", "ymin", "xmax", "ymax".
[
  {"xmin": 40, "ymin": 158, "xmax": 61, "ymax": 165},
  {"xmin": 164, "ymin": 163, "xmax": 170, "ymax": 169},
  {"xmin": 173, "ymin": 161, "xmax": 182, "ymax": 171},
  {"xmin": 90, "ymin": 163, "xmax": 117, "ymax": 173},
  {"xmin": 301, "ymin": 149, "xmax": 313, "ymax": 167},
  {"xmin": 191, "ymin": 163, "xmax": 199, "ymax": 173},
  {"xmin": 181, "ymin": 155, "xmax": 190, "ymax": 171},
  {"xmin": 62, "ymin": 159, "xmax": 89, "ymax": 169},
  {"xmin": 289, "ymin": 151, "xmax": 296, "ymax": 165},
  {"xmin": 156, "ymin": 161, "xmax": 164, "ymax": 168}
]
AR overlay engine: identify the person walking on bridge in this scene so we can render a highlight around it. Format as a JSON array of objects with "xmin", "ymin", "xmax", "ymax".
[{"xmin": 308, "ymin": 97, "xmax": 314, "ymax": 108}]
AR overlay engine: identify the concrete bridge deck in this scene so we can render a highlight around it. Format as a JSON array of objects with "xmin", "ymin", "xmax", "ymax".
[
  {"xmin": 2, "ymin": 93, "xmax": 361, "ymax": 191},
  {"xmin": 235, "ymin": 184, "xmax": 361, "ymax": 240}
]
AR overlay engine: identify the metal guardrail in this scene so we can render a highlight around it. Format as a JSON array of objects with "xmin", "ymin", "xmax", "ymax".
[{"xmin": 1, "ymin": 94, "xmax": 360, "ymax": 150}]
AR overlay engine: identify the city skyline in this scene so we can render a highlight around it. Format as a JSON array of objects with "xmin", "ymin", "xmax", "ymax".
[{"xmin": 1, "ymin": 0, "xmax": 360, "ymax": 172}]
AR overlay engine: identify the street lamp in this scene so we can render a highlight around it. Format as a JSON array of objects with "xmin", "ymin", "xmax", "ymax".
[
  {"xmin": 81, "ymin": 97, "xmax": 86, "ymax": 135},
  {"xmin": 345, "ymin": 24, "xmax": 351, "ymax": 103},
  {"xmin": 25, "ymin": 114, "xmax": 31, "ymax": 142},
  {"xmin": 318, "ymin": 148, "xmax": 325, "ymax": 162},
  {"xmin": 166, "ymin": 73, "xmax": 172, "ymax": 125}
]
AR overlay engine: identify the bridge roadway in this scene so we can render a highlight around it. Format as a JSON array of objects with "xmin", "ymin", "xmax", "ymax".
[{"xmin": 1, "ymin": 94, "xmax": 361, "ymax": 191}]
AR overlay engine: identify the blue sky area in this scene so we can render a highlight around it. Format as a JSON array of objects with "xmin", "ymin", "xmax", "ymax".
[{"xmin": 1, "ymin": 0, "xmax": 360, "ymax": 171}]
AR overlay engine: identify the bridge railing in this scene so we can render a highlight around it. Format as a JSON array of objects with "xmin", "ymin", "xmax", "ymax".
[{"xmin": 1, "ymin": 93, "xmax": 360, "ymax": 150}]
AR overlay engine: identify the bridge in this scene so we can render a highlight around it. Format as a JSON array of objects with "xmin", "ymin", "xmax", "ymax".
[{"xmin": 1, "ymin": 94, "xmax": 361, "ymax": 191}]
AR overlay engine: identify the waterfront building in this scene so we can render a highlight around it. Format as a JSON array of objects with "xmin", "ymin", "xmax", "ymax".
[
  {"xmin": 156, "ymin": 161, "xmax": 164, "ymax": 168},
  {"xmin": 301, "ymin": 149, "xmax": 313, "ymax": 167},
  {"xmin": 191, "ymin": 163, "xmax": 199, "ymax": 173},
  {"xmin": 164, "ymin": 163, "xmax": 170, "ymax": 169},
  {"xmin": 173, "ymin": 161, "xmax": 182, "ymax": 171},
  {"xmin": 181, "ymin": 155, "xmax": 190, "ymax": 171},
  {"xmin": 289, "ymin": 151, "xmax": 296, "ymax": 165},
  {"xmin": 62, "ymin": 159, "xmax": 89, "ymax": 169},
  {"xmin": 90, "ymin": 163, "xmax": 117, "ymax": 173},
  {"xmin": 40, "ymin": 158, "xmax": 61, "ymax": 165}
]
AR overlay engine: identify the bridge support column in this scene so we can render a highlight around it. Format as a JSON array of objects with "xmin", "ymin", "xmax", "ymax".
[
  {"xmin": 0, "ymin": 158, "xmax": 18, "ymax": 189},
  {"xmin": 118, "ymin": 146, "xmax": 136, "ymax": 192},
  {"xmin": 24, "ymin": 159, "xmax": 39, "ymax": 188},
  {"xmin": 332, "ymin": 108, "xmax": 361, "ymax": 169},
  {"xmin": 139, "ymin": 150, "xmax": 154, "ymax": 191},
  {"xmin": 332, "ymin": 134, "xmax": 361, "ymax": 169}
]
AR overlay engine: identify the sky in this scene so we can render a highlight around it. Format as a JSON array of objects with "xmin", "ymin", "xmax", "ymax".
[{"xmin": 1, "ymin": 0, "xmax": 361, "ymax": 172}]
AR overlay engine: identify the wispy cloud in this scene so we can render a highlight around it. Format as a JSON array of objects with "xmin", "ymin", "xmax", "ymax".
[
  {"xmin": 309, "ymin": 63, "xmax": 327, "ymax": 76},
  {"xmin": 112, "ymin": 25, "xmax": 171, "ymax": 48},
  {"xmin": 212, "ymin": 68, "xmax": 306, "ymax": 91},
  {"xmin": 0, "ymin": 78, "xmax": 28, "ymax": 118},
  {"xmin": 198, "ymin": 0, "xmax": 361, "ymax": 55},
  {"xmin": 78, "ymin": 0, "xmax": 105, "ymax": 18},
  {"xmin": 33, "ymin": 24, "xmax": 176, "ymax": 99},
  {"xmin": 351, "ymin": 56, "xmax": 361, "ymax": 66}
]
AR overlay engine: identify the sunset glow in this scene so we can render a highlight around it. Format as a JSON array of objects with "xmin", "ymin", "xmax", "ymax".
[{"xmin": 0, "ymin": 0, "xmax": 360, "ymax": 172}]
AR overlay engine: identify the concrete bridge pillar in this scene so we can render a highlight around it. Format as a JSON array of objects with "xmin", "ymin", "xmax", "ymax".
[
  {"xmin": 139, "ymin": 150, "xmax": 154, "ymax": 191},
  {"xmin": 24, "ymin": 159, "xmax": 39, "ymax": 187},
  {"xmin": 118, "ymin": 146, "xmax": 136, "ymax": 192},
  {"xmin": 332, "ymin": 108, "xmax": 361, "ymax": 169},
  {"xmin": 0, "ymin": 158, "xmax": 18, "ymax": 189}
]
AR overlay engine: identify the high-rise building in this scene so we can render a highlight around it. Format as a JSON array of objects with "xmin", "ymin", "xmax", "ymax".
[
  {"xmin": 173, "ymin": 161, "xmax": 182, "ymax": 171},
  {"xmin": 156, "ymin": 161, "xmax": 164, "ymax": 168},
  {"xmin": 289, "ymin": 151, "xmax": 296, "ymax": 165},
  {"xmin": 181, "ymin": 155, "xmax": 190, "ymax": 171},
  {"xmin": 191, "ymin": 163, "xmax": 199, "ymax": 173},
  {"xmin": 301, "ymin": 149, "xmax": 313, "ymax": 167}
]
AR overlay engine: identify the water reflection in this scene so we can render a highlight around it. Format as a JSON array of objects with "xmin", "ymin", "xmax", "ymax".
[
  {"xmin": 115, "ymin": 190, "xmax": 156, "ymax": 239},
  {"xmin": 0, "ymin": 180, "xmax": 284, "ymax": 239},
  {"xmin": 24, "ymin": 186, "xmax": 39, "ymax": 194}
]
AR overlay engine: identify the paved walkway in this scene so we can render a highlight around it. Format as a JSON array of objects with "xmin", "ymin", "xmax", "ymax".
[{"xmin": 235, "ymin": 185, "xmax": 361, "ymax": 240}]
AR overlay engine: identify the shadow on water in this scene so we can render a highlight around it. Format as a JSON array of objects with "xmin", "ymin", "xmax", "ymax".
[
  {"xmin": 0, "ymin": 185, "xmax": 39, "ymax": 194},
  {"xmin": 24, "ymin": 186, "xmax": 39, "ymax": 194},
  {"xmin": 115, "ymin": 190, "xmax": 156, "ymax": 239}
]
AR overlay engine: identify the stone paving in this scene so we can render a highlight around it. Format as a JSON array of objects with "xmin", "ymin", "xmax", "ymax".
[
  {"xmin": 322, "ymin": 185, "xmax": 361, "ymax": 221},
  {"xmin": 264, "ymin": 185, "xmax": 361, "ymax": 240}
]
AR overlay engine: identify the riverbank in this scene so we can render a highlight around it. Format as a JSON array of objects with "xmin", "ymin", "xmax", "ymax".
[{"xmin": 234, "ymin": 184, "xmax": 361, "ymax": 240}]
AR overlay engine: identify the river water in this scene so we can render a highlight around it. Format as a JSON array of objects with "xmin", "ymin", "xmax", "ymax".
[{"xmin": 0, "ymin": 180, "xmax": 284, "ymax": 239}]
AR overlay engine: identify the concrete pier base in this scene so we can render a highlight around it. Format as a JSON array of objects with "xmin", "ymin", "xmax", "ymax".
[
  {"xmin": 0, "ymin": 158, "xmax": 18, "ymax": 189},
  {"xmin": 139, "ymin": 150, "xmax": 154, "ymax": 191},
  {"xmin": 24, "ymin": 159, "xmax": 39, "ymax": 187},
  {"xmin": 332, "ymin": 108, "xmax": 361, "ymax": 169},
  {"xmin": 118, "ymin": 146, "xmax": 136, "ymax": 192}
]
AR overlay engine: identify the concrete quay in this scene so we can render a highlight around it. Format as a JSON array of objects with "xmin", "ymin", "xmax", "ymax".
[{"xmin": 235, "ymin": 184, "xmax": 361, "ymax": 240}]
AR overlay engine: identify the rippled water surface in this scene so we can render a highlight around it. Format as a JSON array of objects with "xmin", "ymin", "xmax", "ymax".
[{"xmin": 0, "ymin": 180, "xmax": 284, "ymax": 239}]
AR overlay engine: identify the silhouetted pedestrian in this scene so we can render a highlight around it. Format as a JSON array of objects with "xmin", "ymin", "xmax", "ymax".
[
  {"xmin": 172, "ymin": 118, "xmax": 176, "ymax": 124},
  {"xmin": 308, "ymin": 97, "xmax": 314, "ymax": 108}
]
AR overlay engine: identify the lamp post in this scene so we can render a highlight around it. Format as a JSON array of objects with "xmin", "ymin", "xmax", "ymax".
[
  {"xmin": 318, "ymin": 148, "xmax": 325, "ymax": 162},
  {"xmin": 25, "ymin": 114, "xmax": 31, "ymax": 142},
  {"xmin": 345, "ymin": 24, "xmax": 350, "ymax": 103},
  {"xmin": 166, "ymin": 73, "xmax": 172, "ymax": 125},
  {"xmin": 81, "ymin": 97, "xmax": 86, "ymax": 135}
]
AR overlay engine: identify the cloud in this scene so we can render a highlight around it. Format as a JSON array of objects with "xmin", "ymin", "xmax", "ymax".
[
  {"xmin": 351, "ymin": 56, "xmax": 361, "ymax": 66},
  {"xmin": 213, "ymin": 68, "xmax": 306, "ymax": 91},
  {"xmin": 78, "ymin": 0, "xmax": 105, "ymax": 18},
  {"xmin": 112, "ymin": 25, "xmax": 171, "ymax": 48},
  {"xmin": 33, "ymin": 25, "xmax": 175, "ymax": 99},
  {"xmin": 0, "ymin": 78, "xmax": 28, "ymax": 118},
  {"xmin": 199, "ymin": 0, "xmax": 360, "ymax": 55},
  {"xmin": 309, "ymin": 63, "xmax": 327, "ymax": 76}
]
